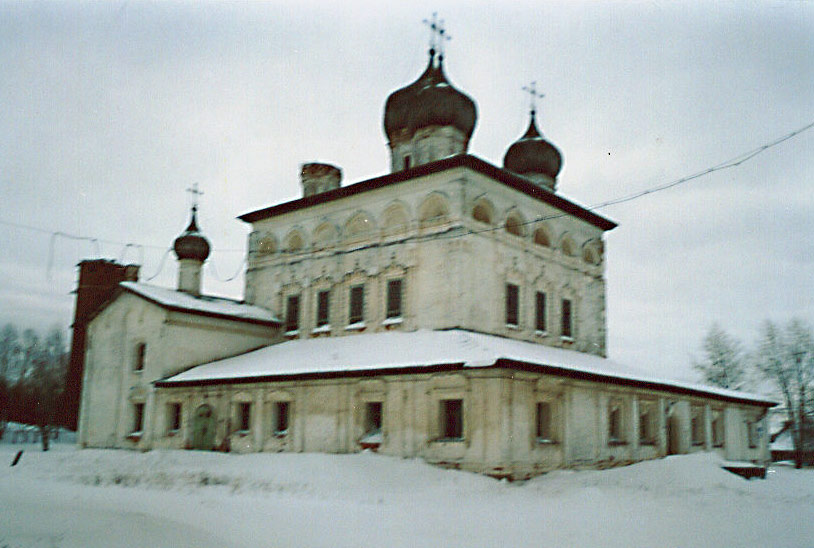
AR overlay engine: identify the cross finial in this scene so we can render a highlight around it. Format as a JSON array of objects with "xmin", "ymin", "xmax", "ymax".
[
  {"xmin": 186, "ymin": 183, "xmax": 204, "ymax": 212},
  {"xmin": 423, "ymin": 13, "xmax": 451, "ymax": 61},
  {"xmin": 522, "ymin": 81, "xmax": 545, "ymax": 116}
]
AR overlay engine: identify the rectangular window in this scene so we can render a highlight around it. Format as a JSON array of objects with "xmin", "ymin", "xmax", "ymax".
[
  {"xmin": 386, "ymin": 279, "xmax": 403, "ymax": 319},
  {"xmin": 134, "ymin": 343, "xmax": 146, "ymax": 371},
  {"xmin": 285, "ymin": 295, "xmax": 300, "ymax": 333},
  {"xmin": 536, "ymin": 402, "xmax": 552, "ymax": 441},
  {"xmin": 365, "ymin": 402, "xmax": 383, "ymax": 434},
  {"xmin": 168, "ymin": 403, "xmax": 181, "ymax": 432},
  {"xmin": 132, "ymin": 403, "xmax": 144, "ymax": 433},
  {"xmin": 561, "ymin": 299, "xmax": 572, "ymax": 338},
  {"xmin": 505, "ymin": 283, "xmax": 519, "ymax": 326},
  {"xmin": 316, "ymin": 290, "xmax": 330, "ymax": 327},
  {"xmin": 535, "ymin": 291, "xmax": 547, "ymax": 332},
  {"xmin": 349, "ymin": 285, "xmax": 364, "ymax": 324},
  {"xmin": 274, "ymin": 401, "xmax": 290, "ymax": 434},
  {"xmin": 441, "ymin": 399, "xmax": 464, "ymax": 440},
  {"xmin": 238, "ymin": 402, "xmax": 251, "ymax": 432},
  {"xmin": 404, "ymin": 154, "xmax": 411, "ymax": 169}
]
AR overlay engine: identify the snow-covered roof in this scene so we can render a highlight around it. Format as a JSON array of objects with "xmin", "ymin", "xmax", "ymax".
[
  {"xmin": 121, "ymin": 282, "xmax": 280, "ymax": 326},
  {"xmin": 157, "ymin": 329, "xmax": 775, "ymax": 406}
]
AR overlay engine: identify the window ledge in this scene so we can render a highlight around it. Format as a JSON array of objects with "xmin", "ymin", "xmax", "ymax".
[
  {"xmin": 608, "ymin": 440, "xmax": 627, "ymax": 446},
  {"xmin": 506, "ymin": 323, "xmax": 520, "ymax": 330},
  {"xmin": 536, "ymin": 438, "xmax": 558, "ymax": 445},
  {"xmin": 692, "ymin": 442, "xmax": 704, "ymax": 447},
  {"xmin": 345, "ymin": 322, "xmax": 366, "ymax": 331},
  {"xmin": 167, "ymin": 430, "xmax": 179, "ymax": 437},
  {"xmin": 639, "ymin": 441, "xmax": 656, "ymax": 446},
  {"xmin": 713, "ymin": 443, "xmax": 725, "ymax": 448},
  {"xmin": 133, "ymin": 369, "xmax": 144, "ymax": 374},
  {"xmin": 434, "ymin": 437, "xmax": 465, "ymax": 443},
  {"xmin": 235, "ymin": 430, "xmax": 250, "ymax": 437},
  {"xmin": 284, "ymin": 330, "xmax": 300, "ymax": 337},
  {"xmin": 311, "ymin": 325, "xmax": 331, "ymax": 334},
  {"xmin": 126, "ymin": 432, "xmax": 142, "ymax": 441},
  {"xmin": 560, "ymin": 336, "xmax": 575, "ymax": 343},
  {"xmin": 534, "ymin": 330, "xmax": 548, "ymax": 337},
  {"xmin": 273, "ymin": 430, "xmax": 288, "ymax": 438},
  {"xmin": 382, "ymin": 317, "xmax": 403, "ymax": 326}
]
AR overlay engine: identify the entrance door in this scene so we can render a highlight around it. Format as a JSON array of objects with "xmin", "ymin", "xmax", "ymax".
[{"xmin": 192, "ymin": 404, "xmax": 216, "ymax": 450}]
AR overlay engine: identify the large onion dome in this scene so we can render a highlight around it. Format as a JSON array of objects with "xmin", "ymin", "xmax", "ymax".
[
  {"xmin": 383, "ymin": 51, "xmax": 477, "ymax": 143},
  {"xmin": 503, "ymin": 110, "xmax": 562, "ymax": 189},
  {"xmin": 173, "ymin": 206, "xmax": 211, "ymax": 262}
]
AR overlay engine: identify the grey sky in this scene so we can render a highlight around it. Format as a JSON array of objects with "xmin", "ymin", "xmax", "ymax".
[{"xmin": 1, "ymin": 1, "xmax": 812, "ymax": 383}]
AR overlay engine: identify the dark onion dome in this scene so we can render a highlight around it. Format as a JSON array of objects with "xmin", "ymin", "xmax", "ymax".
[
  {"xmin": 383, "ymin": 51, "xmax": 477, "ymax": 143},
  {"xmin": 503, "ymin": 110, "xmax": 563, "ymax": 182},
  {"xmin": 173, "ymin": 207, "xmax": 211, "ymax": 262}
]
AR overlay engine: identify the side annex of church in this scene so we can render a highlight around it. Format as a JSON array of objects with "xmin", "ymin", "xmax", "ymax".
[{"xmin": 75, "ymin": 41, "xmax": 773, "ymax": 479}]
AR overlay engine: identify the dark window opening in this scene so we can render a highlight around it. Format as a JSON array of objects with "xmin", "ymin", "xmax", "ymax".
[
  {"xmin": 536, "ymin": 402, "xmax": 552, "ymax": 441},
  {"xmin": 365, "ymin": 402, "xmax": 383, "ymax": 434},
  {"xmin": 132, "ymin": 403, "xmax": 144, "ymax": 433},
  {"xmin": 748, "ymin": 421, "xmax": 758, "ymax": 448},
  {"xmin": 349, "ymin": 285, "xmax": 364, "ymax": 324},
  {"xmin": 506, "ymin": 283, "xmax": 519, "ymax": 326},
  {"xmin": 386, "ymin": 279, "xmax": 403, "ymax": 319},
  {"xmin": 535, "ymin": 292, "xmax": 547, "ymax": 332},
  {"xmin": 169, "ymin": 403, "xmax": 181, "ymax": 432},
  {"xmin": 441, "ymin": 399, "xmax": 463, "ymax": 440},
  {"xmin": 691, "ymin": 412, "xmax": 703, "ymax": 445},
  {"xmin": 712, "ymin": 414, "xmax": 724, "ymax": 447},
  {"xmin": 134, "ymin": 343, "xmax": 146, "ymax": 371},
  {"xmin": 403, "ymin": 154, "xmax": 411, "ymax": 169},
  {"xmin": 316, "ymin": 290, "xmax": 330, "ymax": 327},
  {"xmin": 561, "ymin": 299, "xmax": 572, "ymax": 338},
  {"xmin": 274, "ymin": 401, "xmax": 290, "ymax": 434},
  {"xmin": 285, "ymin": 295, "xmax": 300, "ymax": 332},
  {"xmin": 238, "ymin": 402, "xmax": 251, "ymax": 432},
  {"xmin": 609, "ymin": 406, "xmax": 622, "ymax": 442}
]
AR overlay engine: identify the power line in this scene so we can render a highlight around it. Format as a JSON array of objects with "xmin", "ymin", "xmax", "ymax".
[{"xmin": 3, "ymin": 119, "xmax": 812, "ymax": 271}]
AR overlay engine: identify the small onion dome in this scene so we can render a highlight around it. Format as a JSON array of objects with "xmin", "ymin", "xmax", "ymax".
[
  {"xmin": 383, "ymin": 51, "xmax": 477, "ymax": 143},
  {"xmin": 173, "ymin": 207, "xmax": 211, "ymax": 262},
  {"xmin": 503, "ymin": 111, "xmax": 563, "ymax": 184}
]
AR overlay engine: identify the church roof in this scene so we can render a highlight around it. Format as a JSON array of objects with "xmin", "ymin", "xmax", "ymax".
[
  {"xmin": 120, "ymin": 282, "xmax": 280, "ymax": 326},
  {"xmin": 238, "ymin": 154, "xmax": 617, "ymax": 231},
  {"xmin": 156, "ymin": 329, "xmax": 774, "ymax": 407}
]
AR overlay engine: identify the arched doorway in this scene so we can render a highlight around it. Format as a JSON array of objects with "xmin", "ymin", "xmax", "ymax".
[{"xmin": 192, "ymin": 404, "xmax": 216, "ymax": 450}]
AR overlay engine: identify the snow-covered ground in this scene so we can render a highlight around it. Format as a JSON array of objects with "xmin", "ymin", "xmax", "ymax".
[{"xmin": 1, "ymin": 444, "xmax": 813, "ymax": 547}]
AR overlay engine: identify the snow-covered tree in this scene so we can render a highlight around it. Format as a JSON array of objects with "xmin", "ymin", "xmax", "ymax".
[
  {"xmin": 693, "ymin": 323, "xmax": 748, "ymax": 390},
  {"xmin": 754, "ymin": 319, "xmax": 814, "ymax": 468}
]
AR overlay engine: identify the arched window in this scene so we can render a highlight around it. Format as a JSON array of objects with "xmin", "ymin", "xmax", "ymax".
[
  {"xmin": 472, "ymin": 199, "xmax": 494, "ymax": 225},
  {"xmin": 382, "ymin": 203, "xmax": 410, "ymax": 234},
  {"xmin": 257, "ymin": 236, "xmax": 277, "ymax": 256},
  {"xmin": 418, "ymin": 194, "xmax": 450, "ymax": 226},
  {"xmin": 344, "ymin": 212, "xmax": 374, "ymax": 240},
  {"xmin": 533, "ymin": 227, "xmax": 551, "ymax": 247},
  {"xmin": 505, "ymin": 212, "xmax": 526, "ymax": 237},
  {"xmin": 560, "ymin": 236, "xmax": 576, "ymax": 257},
  {"xmin": 284, "ymin": 230, "xmax": 305, "ymax": 253},
  {"xmin": 313, "ymin": 223, "xmax": 337, "ymax": 250}
]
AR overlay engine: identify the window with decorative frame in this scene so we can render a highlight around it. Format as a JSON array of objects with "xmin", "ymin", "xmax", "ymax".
[
  {"xmin": 712, "ymin": 410, "xmax": 725, "ymax": 447},
  {"xmin": 535, "ymin": 291, "xmax": 547, "ymax": 333},
  {"xmin": 440, "ymin": 399, "xmax": 464, "ymax": 440},
  {"xmin": 561, "ymin": 298, "xmax": 573, "ymax": 339},
  {"xmin": 285, "ymin": 294, "xmax": 300, "ymax": 333},
  {"xmin": 273, "ymin": 401, "xmax": 290, "ymax": 436},
  {"xmin": 505, "ymin": 284, "xmax": 519, "ymax": 327},
  {"xmin": 691, "ymin": 406, "xmax": 704, "ymax": 446},
  {"xmin": 132, "ymin": 403, "xmax": 144, "ymax": 434},
  {"xmin": 639, "ymin": 401, "xmax": 656, "ymax": 445},
  {"xmin": 608, "ymin": 399, "xmax": 625, "ymax": 444},
  {"xmin": 316, "ymin": 290, "xmax": 330, "ymax": 328},
  {"xmin": 535, "ymin": 401, "xmax": 554, "ymax": 442},
  {"xmin": 348, "ymin": 285, "xmax": 365, "ymax": 325},
  {"xmin": 167, "ymin": 402, "xmax": 181, "ymax": 434},
  {"xmin": 386, "ymin": 279, "xmax": 403, "ymax": 319},
  {"xmin": 134, "ymin": 342, "xmax": 146, "ymax": 372}
]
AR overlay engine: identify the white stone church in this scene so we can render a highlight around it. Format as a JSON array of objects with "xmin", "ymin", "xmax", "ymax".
[{"xmin": 77, "ymin": 42, "xmax": 773, "ymax": 479}]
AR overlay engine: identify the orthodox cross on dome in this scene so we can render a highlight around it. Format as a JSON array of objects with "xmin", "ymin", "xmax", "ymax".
[
  {"xmin": 422, "ymin": 12, "xmax": 451, "ymax": 60},
  {"xmin": 522, "ymin": 81, "xmax": 545, "ymax": 116},
  {"xmin": 186, "ymin": 183, "xmax": 204, "ymax": 212}
]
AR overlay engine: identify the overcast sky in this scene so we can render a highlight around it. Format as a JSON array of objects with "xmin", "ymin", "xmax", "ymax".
[{"xmin": 1, "ymin": 1, "xmax": 812, "ymax": 384}]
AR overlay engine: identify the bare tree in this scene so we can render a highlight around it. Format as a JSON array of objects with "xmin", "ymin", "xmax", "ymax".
[
  {"xmin": 28, "ymin": 327, "xmax": 68, "ymax": 451},
  {"xmin": 693, "ymin": 323, "xmax": 748, "ymax": 390},
  {"xmin": 0, "ymin": 323, "xmax": 21, "ymax": 439},
  {"xmin": 754, "ymin": 319, "xmax": 814, "ymax": 468}
]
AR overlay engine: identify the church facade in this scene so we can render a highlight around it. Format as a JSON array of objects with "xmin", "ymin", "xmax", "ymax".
[{"xmin": 76, "ymin": 45, "xmax": 773, "ymax": 479}]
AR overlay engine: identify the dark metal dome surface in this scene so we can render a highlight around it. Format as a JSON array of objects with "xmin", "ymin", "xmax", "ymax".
[
  {"xmin": 173, "ymin": 208, "xmax": 211, "ymax": 262},
  {"xmin": 503, "ymin": 112, "xmax": 562, "ymax": 180}
]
